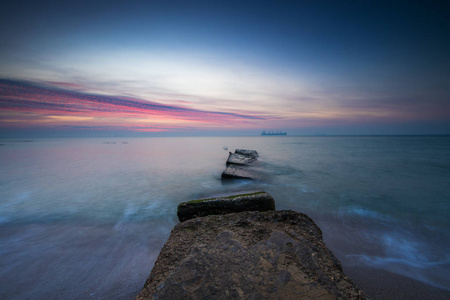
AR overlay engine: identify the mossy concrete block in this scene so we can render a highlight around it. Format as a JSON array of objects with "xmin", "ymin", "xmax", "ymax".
[{"xmin": 177, "ymin": 191, "xmax": 275, "ymax": 222}]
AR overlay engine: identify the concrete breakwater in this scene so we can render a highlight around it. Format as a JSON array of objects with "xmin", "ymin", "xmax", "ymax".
[
  {"xmin": 136, "ymin": 191, "xmax": 367, "ymax": 299},
  {"xmin": 221, "ymin": 149, "xmax": 261, "ymax": 180},
  {"xmin": 177, "ymin": 191, "xmax": 275, "ymax": 222}
]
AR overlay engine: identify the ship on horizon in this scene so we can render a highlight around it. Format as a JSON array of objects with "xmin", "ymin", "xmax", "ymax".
[{"xmin": 261, "ymin": 130, "xmax": 287, "ymax": 136}]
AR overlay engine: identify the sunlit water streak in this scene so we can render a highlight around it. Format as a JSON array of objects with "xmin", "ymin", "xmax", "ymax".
[{"xmin": 0, "ymin": 136, "xmax": 449, "ymax": 299}]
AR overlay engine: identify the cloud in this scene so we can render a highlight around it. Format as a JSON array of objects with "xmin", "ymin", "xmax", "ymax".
[{"xmin": 0, "ymin": 79, "xmax": 267, "ymax": 131}]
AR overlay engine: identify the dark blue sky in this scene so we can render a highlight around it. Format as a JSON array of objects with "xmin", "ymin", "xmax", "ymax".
[{"xmin": 1, "ymin": 0, "xmax": 449, "ymax": 135}]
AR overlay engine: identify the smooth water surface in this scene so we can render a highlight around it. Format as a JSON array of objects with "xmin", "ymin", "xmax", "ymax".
[{"xmin": 0, "ymin": 136, "xmax": 449, "ymax": 298}]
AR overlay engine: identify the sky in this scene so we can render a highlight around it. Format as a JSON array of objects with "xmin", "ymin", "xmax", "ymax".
[{"xmin": 1, "ymin": 0, "xmax": 449, "ymax": 136}]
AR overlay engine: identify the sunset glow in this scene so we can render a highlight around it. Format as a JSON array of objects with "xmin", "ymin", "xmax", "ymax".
[{"xmin": 1, "ymin": 1, "xmax": 449, "ymax": 136}]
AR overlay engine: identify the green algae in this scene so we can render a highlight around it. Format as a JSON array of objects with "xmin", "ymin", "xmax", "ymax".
[{"xmin": 178, "ymin": 191, "xmax": 266, "ymax": 209}]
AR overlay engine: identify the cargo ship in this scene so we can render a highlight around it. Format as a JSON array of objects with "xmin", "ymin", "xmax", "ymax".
[{"xmin": 261, "ymin": 131, "xmax": 287, "ymax": 136}]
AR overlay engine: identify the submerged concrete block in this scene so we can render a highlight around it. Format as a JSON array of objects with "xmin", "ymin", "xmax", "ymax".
[
  {"xmin": 226, "ymin": 152, "xmax": 256, "ymax": 165},
  {"xmin": 222, "ymin": 149, "xmax": 259, "ymax": 180},
  {"xmin": 221, "ymin": 164, "xmax": 255, "ymax": 179},
  {"xmin": 235, "ymin": 149, "xmax": 259, "ymax": 158}
]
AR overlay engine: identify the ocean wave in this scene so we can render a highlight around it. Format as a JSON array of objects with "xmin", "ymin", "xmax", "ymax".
[
  {"xmin": 113, "ymin": 203, "xmax": 139, "ymax": 230},
  {"xmin": 339, "ymin": 206, "xmax": 391, "ymax": 222},
  {"xmin": 0, "ymin": 191, "xmax": 31, "ymax": 210},
  {"xmin": 0, "ymin": 216, "xmax": 10, "ymax": 224},
  {"xmin": 346, "ymin": 232, "xmax": 450, "ymax": 290},
  {"xmin": 349, "ymin": 254, "xmax": 450, "ymax": 269},
  {"xmin": 348, "ymin": 254, "xmax": 450, "ymax": 291}
]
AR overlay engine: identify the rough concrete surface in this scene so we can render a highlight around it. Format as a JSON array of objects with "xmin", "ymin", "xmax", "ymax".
[
  {"xmin": 226, "ymin": 152, "xmax": 257, "ymax": 165},
  {"xmin": 235, "ymin": 149, "xmax": 259, "ymax": 158},
  {"xmin": 136, "ymin": 210, "xmax": 367, "ymax": 300},
  {"xmin": 222, "ymin": 149, "xmax": 260, "ymax": 180}
]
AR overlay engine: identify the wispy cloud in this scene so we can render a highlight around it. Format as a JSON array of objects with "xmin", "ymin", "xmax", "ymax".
[{"xmin": 0, "ymin": 79, "xmax": 268, "ymax": 131}]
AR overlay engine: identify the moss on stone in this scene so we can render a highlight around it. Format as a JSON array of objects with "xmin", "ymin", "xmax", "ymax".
[
  {"xmin": 177, "ymin": 191, "xmax": 275, "ymax": 222},
  {"xmin": 182, "ymin": 191, "xmax": 266, "ymax": 205}
]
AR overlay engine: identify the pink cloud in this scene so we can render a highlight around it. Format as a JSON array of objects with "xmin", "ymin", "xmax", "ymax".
[{"xmin": 0, "ymin": 79, "xmax": 267, "ymax": 131}]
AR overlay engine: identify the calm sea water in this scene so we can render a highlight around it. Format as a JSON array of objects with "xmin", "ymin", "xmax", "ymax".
[{"xmin": 0, "ymin": 136, "xmax": 449, "ymax": 299}]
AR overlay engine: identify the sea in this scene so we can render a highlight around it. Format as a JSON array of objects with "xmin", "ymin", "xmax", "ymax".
[{"xmin": 0, "ymin": 136, "xmax": 449, "ymax": 299}]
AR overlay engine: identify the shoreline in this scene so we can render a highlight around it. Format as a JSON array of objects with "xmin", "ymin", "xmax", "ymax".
[{"xmin": 345, "ymin": 267, "xmax": 450, "ymax": 300}]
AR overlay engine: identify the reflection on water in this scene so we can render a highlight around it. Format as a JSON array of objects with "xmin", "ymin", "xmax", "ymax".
[{"xmin": 0, "ymin": 136, "xmax": 449, "ymax": 298}]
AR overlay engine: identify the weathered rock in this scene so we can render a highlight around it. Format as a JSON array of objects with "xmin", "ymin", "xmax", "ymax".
[
  {"xmin": 222, "ymin": 149, "xmax": 260, "ymax": 180},
  {"xmin": 235, "ymin": 149, "xmax": 259, "ymax": 158},
  {"xmin": 136, "ymin": 210, "xmax": 367, "ymax": 300},
  {"xmin": 221, "ymin": 163, "xmax": 268, "ymax": 180},
  {"xmin": 226, "ymin": 152, "xmax": 256, "ymax": 165},
  {"xmin": 177, "ymin": 191, "xmax": 275, "ymax": 222},
  {"xmin": 221, "ymin": 164, "xmax": 255, "ymax": 179}
]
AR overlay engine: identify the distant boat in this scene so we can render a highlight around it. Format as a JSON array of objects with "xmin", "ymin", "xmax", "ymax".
[{"xmin": 261, "ymin": 131, "xmax": 287, "ymax": 136}]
